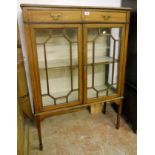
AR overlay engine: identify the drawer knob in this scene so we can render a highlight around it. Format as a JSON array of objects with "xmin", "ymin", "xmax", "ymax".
[
  {"xmin": 50, "ymin": 14, "xmax": 62, "ymax": 20},
  {"xmin": 102, "ymin": 15, "xmax": 111, "ymax": 20}
]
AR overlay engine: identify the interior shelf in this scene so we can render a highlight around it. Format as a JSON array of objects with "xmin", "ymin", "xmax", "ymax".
[
  {"xmin": 39, "ymin": 56, "xmax": 118, "ymax": 70},
  {"xmin": 87, "ymin": 56, "xmax": 118, "ymax": 65},
  {"xmin": 39, "ymin": 58, "xmax": 78, "ymax": 69}
]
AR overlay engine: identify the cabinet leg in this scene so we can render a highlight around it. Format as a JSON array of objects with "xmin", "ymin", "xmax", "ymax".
[
  {"xmin": 103, "ymin": 102, "xmax": 107, "ymax": 114},
  {"xmin": 36, "ymin": 119, "xmax": 43, "ymax": 150},
  {"xmin": 116, "ymin": 101, "xmax": 122, "ymax": 129}
]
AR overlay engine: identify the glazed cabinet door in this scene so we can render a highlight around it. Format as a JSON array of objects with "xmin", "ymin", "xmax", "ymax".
[
  {"xmin": 30, "ymin": 24, "xmax": 82, "ymax": 111},
  {"xmin": 83, "ymin": 24, "xmax": 126, "ymax": 103}
]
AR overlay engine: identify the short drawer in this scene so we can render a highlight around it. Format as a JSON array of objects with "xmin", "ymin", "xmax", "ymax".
[
  {"xmin": 82, "ymin": 11, "xmax": 127, "ymax": 22},
  {"xmin": 27, "ymin": 10, "xmax": 82, "ymax": 23}
]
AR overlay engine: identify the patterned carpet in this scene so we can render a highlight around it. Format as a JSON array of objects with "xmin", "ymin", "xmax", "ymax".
[{"xmin": 29, "ymin": 104, "xmax": 136, "ymax": 155}]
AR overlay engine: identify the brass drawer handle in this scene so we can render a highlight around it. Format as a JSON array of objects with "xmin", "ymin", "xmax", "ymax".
[
  {"xmin": 50, "ymin": 14, "xmax": 62, "ymax": 20},
  {"xmin": 102, "ymin": 15, "xmax": 111, "ymax": 20}
]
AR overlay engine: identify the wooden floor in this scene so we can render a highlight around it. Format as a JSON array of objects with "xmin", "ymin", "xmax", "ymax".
[{"xmin": 29, "ymin": 104, "xmax": 136, "ymax": 155}]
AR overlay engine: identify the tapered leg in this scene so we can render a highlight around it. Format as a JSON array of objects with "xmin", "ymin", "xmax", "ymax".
[
  {"xmin": 116, "ymin": 101, "xmax": 122, "ymax": 129},
  {"xmin": 36, "ymin": 119, "xmax": 43, "ymax": 150},
  {"xmin": 103, "ymin": 102, "xmax": 107, "ymax": 114}
]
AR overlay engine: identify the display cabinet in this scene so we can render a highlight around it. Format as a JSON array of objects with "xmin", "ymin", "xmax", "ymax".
[{"xmin": 21, "ymin": 4, "xmax": 131, "ymax": 150}]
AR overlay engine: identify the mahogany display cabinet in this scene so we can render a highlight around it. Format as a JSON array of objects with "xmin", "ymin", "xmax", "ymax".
[{"xmin": 21, "ymin": 4, "xmax": 131, "ymax": 150}]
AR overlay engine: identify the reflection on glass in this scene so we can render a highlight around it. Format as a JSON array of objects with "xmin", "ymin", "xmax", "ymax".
[
  {"xmin": 35, "ymin": 28, "xmax": 79, "ymax": 106},
  {"xmin": 87, "ymin": 28, "xmax": 121, "ymax": 99}
]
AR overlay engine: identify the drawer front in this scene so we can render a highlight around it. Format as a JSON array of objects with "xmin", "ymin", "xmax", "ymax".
[
  {"xmin": 82, "ymin": 11, "xmax": 127, "ymax": 22},
  {"xmin": 27, "ymin": 10, "xmax": 82, "ymax": 23}
]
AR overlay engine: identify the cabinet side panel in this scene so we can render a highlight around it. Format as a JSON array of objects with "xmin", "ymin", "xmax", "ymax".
[
  {"xmin": 120, "ymin": 12, "xmax": 130, "ymax": 95},
  {"xmin": 24, "ymin": 23, "xmax": 41, "ymax": 113}
]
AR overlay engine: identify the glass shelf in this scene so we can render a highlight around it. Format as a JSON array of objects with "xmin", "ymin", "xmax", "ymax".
[
  {"xmin": 38, "ymin": 58, "xmax": 78, "ymax": 69},
  {"xmin": 38, "ymin": 56, "xmax": 119, "ymax": 70},
  {"xmin": 87, "ymin": 56, "xmax": 119, "ymax": 65}
]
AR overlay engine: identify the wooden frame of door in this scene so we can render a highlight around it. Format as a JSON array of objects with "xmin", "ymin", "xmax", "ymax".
[
  {"xmin": 26, "ymin": 24, "xmax": 83, "ymax": 113},
  {"xmin": 83, "ymin": 23, "xmax": 126, "ymax": 104}
]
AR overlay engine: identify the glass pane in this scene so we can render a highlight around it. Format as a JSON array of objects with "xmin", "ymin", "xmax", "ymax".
[
  {"xmin": 87, "ymin": 28, "xmax": 121, "ymax": 99},
  {"xmin": 35, "ymin": 28, "xmax": 79, "ymax": 107}
]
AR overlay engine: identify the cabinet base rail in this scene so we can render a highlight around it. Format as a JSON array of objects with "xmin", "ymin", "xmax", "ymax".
[{"xmin": 35, "ymin": 96, "xmax": 123, "ymax": 117}]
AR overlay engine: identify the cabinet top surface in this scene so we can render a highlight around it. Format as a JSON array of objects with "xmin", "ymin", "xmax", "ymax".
[{"xmin": 20, "ymin": 4, "xmax": 131, "ymax": 11}]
